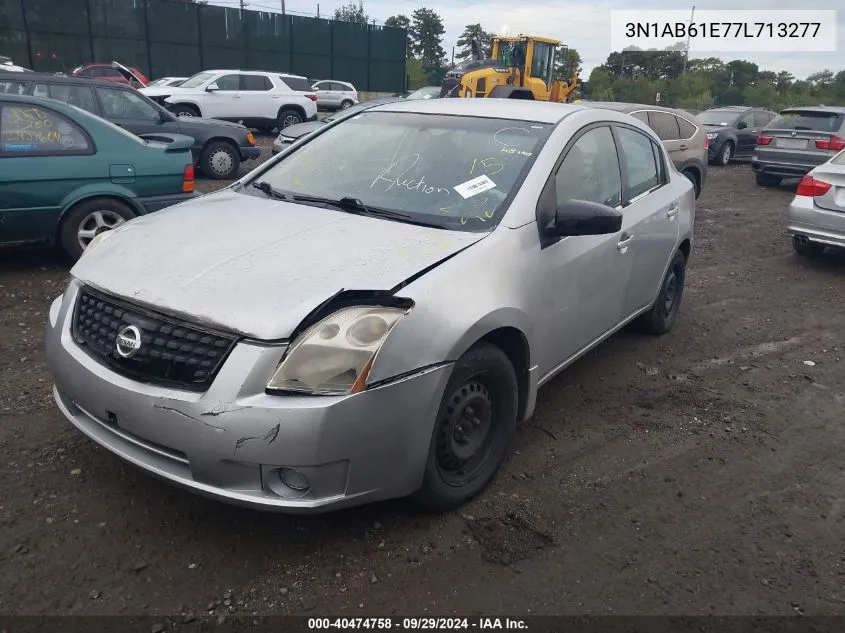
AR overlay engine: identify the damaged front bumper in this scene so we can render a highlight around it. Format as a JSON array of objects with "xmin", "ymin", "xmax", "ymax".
[{"xmin": 45, "ymin": 283, "xmax": 452, "ymax": 513}]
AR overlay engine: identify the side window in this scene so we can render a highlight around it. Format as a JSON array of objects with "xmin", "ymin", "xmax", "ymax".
[
  {"xmin": 313, "ymin": 81, "xmax": 328, "ymax": 91},
  {"xmin": 617, "ymin": 126, "xmax": 661, "ymax": 200},
  {"xmin": 37, "ymin": 84, "xmax": 98, "ymax": 115},
  {"xmin": 215, "ymin": 74, "xmax": 240, "ymax": 90},
  {"xmin": 676, "ymin": 116, "xmax": 697, "ymax": 139},
  {"xmin": 242, "ymin": 75, "xmax": 271, "ymax": 91},
  {"xmin": 648, "ymin": 111, "xmax": 680, "ymax": 141},
  {"xmin": 1, "ymin": 103, "xmax": 92, "ymax": 155},
  {"xmin": 631, "ymin": 111, "xmax": 649, "ymax": 124},
  {"xmin": 554, "ymin": 126, "xmax": 622, "ymax": 208},
  {"xmin": 739, "ymin": 113, "xmax": 754, "ymax": 129},
  {"xmin": 330, "ymin": 82, "xmax": 345, "ymax": 91},
  {"xmin": 753, "ymin": 112, "xmax": 770, "ymax": 128},
  {"xmin": 96, "ymin": 87, "xmax": 159, "ymax": 120},
  {"xmin": 0, "ymin": 80, "xmax": 27, "ymax": 95}
]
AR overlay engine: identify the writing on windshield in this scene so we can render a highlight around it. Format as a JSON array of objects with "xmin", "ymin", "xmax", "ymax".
[{"xmin": 253, "ymin": 112, "xmax": 551, "ymax": 230}]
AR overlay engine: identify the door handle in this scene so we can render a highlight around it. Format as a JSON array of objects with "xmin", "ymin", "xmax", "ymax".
[
  {"xmin": 679, "ymin": 144, "xmax": 688, "ymax": 150},
  {"xmin": 617, "ymin": 234, "xmax": 634, "ymax": 251},
  {"xmin": 667, "ymin": 202, "xmax": 679, "ymax": 218}
]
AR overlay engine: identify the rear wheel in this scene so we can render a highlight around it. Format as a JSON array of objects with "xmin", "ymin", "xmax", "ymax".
[
  {"xmin": 637, "ymin": 250, "xmax": 687, "ymax": 335},
  {"xmin": 414, "ymin": 343, "xmax": 519, "ymax": 510},
  {"xmin": 59, "ymin": 198, "xmax": 135, "ymax": 260},
  {"xmin": 277, "ymin": 108, "xmax": 303, "ymax": 129},
  {"xmin": 755, "ymin": 172, "xmax": 782, "ymax": 187},
  {"xmin": 200, "ymin": 140, "xmax": 240, "ymax": 180},
  {"xmin": 340, "ymin": 99, "xmax": 353, "ymax": 109},
  {"xmin": 682, "ymin": 169, "xmax": 700, "ymax": 198}
]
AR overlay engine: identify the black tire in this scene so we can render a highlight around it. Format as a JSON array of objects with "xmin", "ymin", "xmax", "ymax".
[
  {"xmin": 414, "ymin": 343, "xmax": 519, "ymax": 510},
  {"xmin": 277, "ymin": 108, "xmax": 303, "ymax": 129},
  {"xmin": 682, "ymin": 170, "xmax": 700, "ymax": 198},
  {"xmin": 171, "ymin": 104, "xmax": 199, "ymax": 118},
  {"xmin": 340, "ymin": 99, "xmax": 353, "ymax": 109},
  {"xmin": 59, "ymin": 198, "xmax": 135, "ymax": 261},
  {"xmin": 200, "ymin": 140, "xmax": 240, "ymax": 180},
  {"xmin": 716, "ymin": 141, "xmax": 734, "ymax": 166},
  {"xmin": 637, "ymin": 249, "xmax": 687, "ymax": 335},
  {"xmin": 755, "ymin": 172, "xmax": 782, "ymax": 187},
  {"xmin": 792, "ymin": 236, "xmax": 826, "ymax": 257}
]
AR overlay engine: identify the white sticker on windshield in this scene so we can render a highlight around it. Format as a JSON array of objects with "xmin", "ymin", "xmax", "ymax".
[{"xmin": 454, "ymin": 175, "xmax": 497, "ymax": 199}]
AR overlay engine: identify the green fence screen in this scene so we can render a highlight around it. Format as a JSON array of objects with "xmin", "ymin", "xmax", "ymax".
[{"xmin": 1, "ymin": 0, "xmax": 406, "ymax": 92}]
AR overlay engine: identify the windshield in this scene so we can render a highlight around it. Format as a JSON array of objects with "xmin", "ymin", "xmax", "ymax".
[
  {"xmin": 406, "ymin": 87, "xmax": 440, "ymax": 100},
  {"xmin": 248, "ymin": 112, "xmax": 551, "ymax": 231},
  {"xmin": 769, "ymin": 111, "xmax": 845, "ymax": 132},
  {"xmin": 697, "ymin": 111, "xmax": 739, "ymax": 127},
  {"xmin": 178, "ymin": 72, "xmax": 216, "ymax": 89}
]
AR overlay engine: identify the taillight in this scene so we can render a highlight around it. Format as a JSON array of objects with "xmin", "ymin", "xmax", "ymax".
[
  {"xmin": 307, "ymin": 94, "xmax": 317, "ymax": 101},
  {"xmin": 704, "ymin": 136, "xmax": 709, "ymax": 149},
  {"xmin": 756, "ymin": 135, "xmax": 773, "ymax": 145},
  {"xmin": 815, "ymin": 135, "xmax": 845, "ymax": 151},
  {"xmin": 182, "ymin": 164, "xmax": 195, "ymax": 193},
  {"xmin": 796, "ymin": 174, "xmax": 832, "ymax": 197}
]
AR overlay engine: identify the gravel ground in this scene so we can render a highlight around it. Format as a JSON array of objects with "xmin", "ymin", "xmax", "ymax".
[{"xmin": 1, "ymin": 155, "xmax": 845, "ymax": 618}]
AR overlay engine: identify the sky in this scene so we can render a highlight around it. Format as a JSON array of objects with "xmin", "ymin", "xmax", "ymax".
[{"xmin": 209, "ymin": 0, "xmax": 843, "ymax": 81}]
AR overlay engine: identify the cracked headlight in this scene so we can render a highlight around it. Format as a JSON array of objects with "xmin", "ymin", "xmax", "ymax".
[{"xmin": 266, "ymin": 306, "xmax": 408, "ymax": 395}]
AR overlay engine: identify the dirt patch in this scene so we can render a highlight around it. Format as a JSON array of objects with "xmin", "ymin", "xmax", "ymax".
[{"xmin": 465, "ymin": 512, "xmax": 553, "ymax": 566}]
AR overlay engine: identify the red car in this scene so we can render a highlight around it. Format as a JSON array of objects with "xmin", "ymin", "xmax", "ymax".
[{"xmin": 71, "ymin": 62, "xmax": 149, "ymax": 86}]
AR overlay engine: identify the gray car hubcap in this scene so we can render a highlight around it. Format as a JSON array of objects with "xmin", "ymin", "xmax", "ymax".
[
  {"xmin": 77, "ymin": 210, "xmax": 126, "ymax": 251},
  {"xmin": 282, "ymin": 114, "xmax": 301, "ymax": 127},
  {"xmin": 177, "ymin": 111, "xmax": 193, "ymax": 117},
  {"xmin": 341, "ymin": 101, "xmax": 351, "ymax": 109},
  {"xmin": 209, "ymin": 148, "xmax": 234, "ymax": 175},
  {"xmin": 722, "ymin": 145, "xmax": 731, "ymax": 164}
]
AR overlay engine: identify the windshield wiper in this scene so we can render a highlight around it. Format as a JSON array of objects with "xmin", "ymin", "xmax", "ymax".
[
  {"xmin": 287, "ymin": 194, "xmax": 448, "ymax": 229},
  {"xmin": 251, "ymin": 181, "xmax": 293, "ymax": 201}
]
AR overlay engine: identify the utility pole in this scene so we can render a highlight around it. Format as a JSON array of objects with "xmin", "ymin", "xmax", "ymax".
[
  {"xmin": 682, "ymin": 5, "xmax": 695, "ymax": 75},
  {"xmin": 317, "ymin": 4, "xmax": 320, "ymax": 18},
  {"xmin": 239, "ymin": 0, "xmax": 247, "ymax": 10},
  {"xmin": 281, "ymin": 0, "xmax": 285, "ymax": 14},
  {"xmin": 451, "ymin": 46, "xmax": 455, "ymax": 65}
]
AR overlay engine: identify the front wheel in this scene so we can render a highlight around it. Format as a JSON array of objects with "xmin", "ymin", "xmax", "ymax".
[
  {"xmin": 340, "ymin": 99, "xmax": 353, "ymax": 109},
  {"xmin": 59, "ymin": 198, "xmax": 135, "ymax": 260},
  {"xmin": 636, "ymin": 249, "xmax": 687, "ymax": 335},
  {"xmin": 171, "ymin": 104, "xmax": 199, "ymax": 118},
  {"xmin": 414, "ymin": 343, "xmax": 519, "ymax": 511},
  {"xmin": 716, "ymin": 141, "xmax": 734, "ymax": 166},
  {"xmin": 201, "ymin": 140, "xmax": 240, "ymax": 180}
]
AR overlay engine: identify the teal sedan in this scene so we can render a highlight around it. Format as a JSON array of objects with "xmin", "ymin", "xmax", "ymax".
[{"xmin": 0, "ymin": 93, "xmax": 198, "ymax": 259}]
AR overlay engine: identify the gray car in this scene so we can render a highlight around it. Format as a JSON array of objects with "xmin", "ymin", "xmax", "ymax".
[
  {"xmin": 752, "ymin": 106, "xmax": 845, "ymax": 187},
  {"xmin": 788, "ymin": 148, "xmax": 845, "ymax": 256},
  {"xmin": 45, "ymin": 98, "xmax": 694, "ymax": 514},
  {"xmin": 272, "ymin": 97, "xmax": 401, "ymax": 154},
  {"xmin": 582, "ymin": 102, "xmax": 708, "ymax": 198}
]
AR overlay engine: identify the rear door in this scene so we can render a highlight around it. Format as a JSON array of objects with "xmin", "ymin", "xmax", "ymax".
[
  {"xmin": 0, "ymin": 101, "xmax": 98, "ymax": 243},
  {"xmin": 759, "ymin": 109, "xmax": 845, "ymax": 169},
  {"xmin": 614, "ymin": 123, "xmax": 681, "ymax": 318},
  {"xmin": 645, "ymin": 110, "xmax": 683, "ymax": 166},
  {"xmin": 32, "ymin": 81, "xmax": 99, "ymax": 116},
  {"xmin": 240, "ymin": 73, "xmax": 274, "ymax": 119},
  {"xmin": 313, "ymin": 80, "xmax": 335, "ymax": 107}
]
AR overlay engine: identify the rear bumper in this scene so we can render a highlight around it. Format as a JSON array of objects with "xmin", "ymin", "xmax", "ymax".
[
  {"xmin": 240, "ymin": 146, "xmax": 261, "ymax": 161},
  {"xmin": 135, "ymin": 192, "xmax": 198, "ymax": 214},
  {"xmin": 751, "ymin": 156, "xmax": 816, "ymax": 179},
  {"xmin": 787, "ymin": 196, "xmax": 845, "ymax": 248}
]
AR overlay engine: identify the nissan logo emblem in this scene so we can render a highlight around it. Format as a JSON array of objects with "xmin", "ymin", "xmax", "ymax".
[{"xmin": 115, "ymin": 325, "xmax": 142, "ymax": 358}]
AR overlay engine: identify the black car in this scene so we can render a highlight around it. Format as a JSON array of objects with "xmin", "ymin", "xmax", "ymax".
[
  {"xmin": 697, "ymin": 105, "xmax": 778, "ymax": 166},
  {"xmin": 0, "ymin": 71, "xmax": 260, "ymax": 179}
]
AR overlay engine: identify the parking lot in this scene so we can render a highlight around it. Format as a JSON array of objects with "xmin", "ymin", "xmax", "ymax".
[{"xmin": 2, "ymin": 143, "xmax": 845, "ymax": 617}]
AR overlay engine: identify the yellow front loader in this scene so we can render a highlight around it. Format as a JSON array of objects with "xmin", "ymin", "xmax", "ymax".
[{"xmin": 439, "ymin": 35, "xmax": 581, "ymax": 103}]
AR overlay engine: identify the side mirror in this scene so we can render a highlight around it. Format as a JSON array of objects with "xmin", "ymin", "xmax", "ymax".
[
  {"xmin": 736, "ymin": 120, "xmax": 747, "ymax": 130},
  {"xmin": 158, "ymin": 110, "xmax": 170, "ymax": 124},
  {"xmin": 206, "ymin": 83, "xmax": 219, "ymax": 92},
  {"xmin": 544, "ymin": 199, "xmax": 622, "ymax": 238}
]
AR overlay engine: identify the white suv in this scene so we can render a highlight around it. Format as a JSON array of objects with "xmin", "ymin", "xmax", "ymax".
[
  {"xmin": 311, "ymin": 79, "xmax": 359, "ymax": 110},
  {"xmin": 140, "ymin": 70, "xmax": 318, "ymax": 131}
]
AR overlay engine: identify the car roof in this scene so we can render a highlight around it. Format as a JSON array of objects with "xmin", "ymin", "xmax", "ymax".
[
  {"xmin": 584, "ymin": 101, "xmax": 696, "ymax": 117},
  {"xmin": 370, "ymin": 98, "xmax": 585, "ymax": 123},
  {"xmin": 202, "ymin": 69, "xmax": 309, "ymax": 79},
  {"xmin": 0, "ymin": 92, "xmax": 86, "ymax": 111},
  {"xmin": 0, "ymin": 70, "xmax": 131, "ymax": 87},
  {"xmin": 781, "ymin": 105, "xmax": 845, "ymax": 114}
]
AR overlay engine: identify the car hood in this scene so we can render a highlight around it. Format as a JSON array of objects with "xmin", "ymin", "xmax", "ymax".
[
  {"xmin": 176, "ymin": 116, "xmax": 248, "ymax": 133},
  {"xmin": 70, "ymin": 189, "xmax": 485, "ymax": 340},
  {"xmin": 279, "ymin": 121, "xmax": 325, "ymax": 139}
]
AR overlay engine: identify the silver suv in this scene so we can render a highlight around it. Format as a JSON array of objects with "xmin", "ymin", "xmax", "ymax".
[{"xmin": 752, "ymin": 106, "xmax": 845, "ymax": 187}]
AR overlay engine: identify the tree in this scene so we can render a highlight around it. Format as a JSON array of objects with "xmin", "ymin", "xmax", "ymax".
[
  {"xmin": 410, "ymin": 7, "xmax": 447, "ymax": 67},
  {"xmin": 385, "ymin": 14, "xmax": 412, "ymax": 58},
  {"xmin": 333, "ymin": 0, "xmax": 369, "ymax": 24},
  {"xmin": 455, "ymin": 24, "xmax": 493, "ymax": 61},
  {"xmin": 554, "ymin": 47, "xmax": 581, "ymax": 83},
  {"xmin": 775, "ymin": 71, "xmax": 794, "ymax": 94},
  {"xmin": 807, "ymin": 69, "xmax": 834, "ymax": 88}
]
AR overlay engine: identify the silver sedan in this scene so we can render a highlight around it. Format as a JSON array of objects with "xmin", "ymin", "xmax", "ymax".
[
  {"xmin": 788, "ymin": 148, "xmax": 845, "ymax": 256},
  {"xmin": 45, "ymin": 98, "xmax": 695, "ymax": 513}
]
